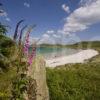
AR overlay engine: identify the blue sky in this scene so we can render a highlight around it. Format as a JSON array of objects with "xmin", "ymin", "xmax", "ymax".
[{"xmin": 0, "ymin": 0, "xmax": 100, "ymax": 44}]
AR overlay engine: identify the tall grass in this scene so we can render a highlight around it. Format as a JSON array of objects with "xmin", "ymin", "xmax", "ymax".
[{"xmin": 46, "ymin": 63, "xmax": 100, "ymax": 100}]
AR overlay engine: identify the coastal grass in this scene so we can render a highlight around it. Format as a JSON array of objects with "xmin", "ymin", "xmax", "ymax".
[{"xmin": 46, "ymin": 62, "xmax": 100, "ymax": 100}]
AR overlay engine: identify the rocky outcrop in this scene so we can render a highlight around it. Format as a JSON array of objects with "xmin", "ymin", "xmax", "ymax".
[{"xmin": 31, "ymin": 57, "xmax": 49, "ymax": 100}]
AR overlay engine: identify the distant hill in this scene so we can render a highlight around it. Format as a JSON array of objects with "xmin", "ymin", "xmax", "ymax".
[
  {"xmin": 65, "ymin": 41, "xmax": 100, "ymax": 52},
  {"xmin": 38, "ymin": 41, "xmax": 100, "ymax": 48}
]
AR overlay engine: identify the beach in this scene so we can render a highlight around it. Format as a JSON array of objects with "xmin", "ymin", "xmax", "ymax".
[{"xmin": 46, "ymin": 49, "xmax": 99, "ymax": 67}]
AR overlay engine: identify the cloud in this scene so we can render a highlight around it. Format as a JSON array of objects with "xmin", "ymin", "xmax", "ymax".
[
  {"xmin": 29, "ymin": 37, "xmax": 39, "ymax": 45},
  {"xmin": 62, "ymin": 4, "xmax": 70, "ymax": 13},
  {"xmin": 0, "ymin": 9, "xmax": 11, "ymax": 22},
  {"xmin": 52, "ymin": 34, "xmax": 60, "ymax": 38},
  {"xmin": 80, "ymin": 0, "xmax": 97, "ymax": 6},
  {"xmin": 24, "ymin": 2, "xmax": 30, "ymax": 8},
  {"xmin": 46, "ymin": 30, "xmax": 55, "ymax": 34},
  {"xmin": 0, "ymin": 9, "xmax": 7, "ymax": 16},
  {"xmin": 38, "ymin": 30, "xmax": 68, "ymax": 44},
  {"xmin": 38, "ymin": 34, "xmax": 50, "ymax": 44},
  {"xmin": 38, "ymin": 30, "xmax": 81, "ymax": 44},
  {"xmin": 63, "ymin": 0, "xmax": 100, "ymax": 34},
  {"xmin": 38, "ymin": 30, "xmax": 56, "ymax": 44},
  {"xmin": 37, "ymin": 0, "xmax": 100, "ymax": 44},
  {"xmin": 43, "ymin": 34, "xmax": 50, "ymax": 38},
  {"xmin": 5, "ymin": 17, "xmax": 11, "ymax": 22},
  {"xmin": 38, "ymin": 32, "xmax": 57, "ymax": 44}
]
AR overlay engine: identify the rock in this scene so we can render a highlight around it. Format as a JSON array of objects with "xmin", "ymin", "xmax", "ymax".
[{"xmin": 29, "ymin": 56, "xmax": 49, "ymax": 100}]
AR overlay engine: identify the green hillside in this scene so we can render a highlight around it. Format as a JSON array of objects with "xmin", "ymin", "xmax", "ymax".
[{"xmin": 66, "ymin": 41, "xmax": 100, "ymax": 51}]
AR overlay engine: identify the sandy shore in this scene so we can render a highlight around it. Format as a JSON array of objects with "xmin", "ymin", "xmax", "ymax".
[{"xmin": 45, "ymin": 49, "xmax": 99, "ymax": 67}]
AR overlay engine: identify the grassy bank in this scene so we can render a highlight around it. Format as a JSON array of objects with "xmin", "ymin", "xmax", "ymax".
[
  {"xmin": 46, "ymin": 41, "xmax": 100, "ymax": 100},
  {"xmin": 46, "ymin": 62, "xmax": 100, "ymax": 100}
]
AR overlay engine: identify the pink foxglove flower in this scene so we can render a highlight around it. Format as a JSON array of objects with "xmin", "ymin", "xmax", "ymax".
[
  {"xmin": 23, "ymin": 27, "xmax": 36, "ymax": 66},
  {"xmin": 23, "ymin": 27, "xmax": 32, "ymax": 56},
  {"xmin": 28, "ymin": 46, "xmax": 36, "ymax": 65},
  {"xmin": 23, "ymin": 32, "xmax": 30, "ymax": 56}
]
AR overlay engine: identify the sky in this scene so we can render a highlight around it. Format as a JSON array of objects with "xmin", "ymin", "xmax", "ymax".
[{"xmin": 0, "ymin": 0, "xmax": 100, "ymax": 44}]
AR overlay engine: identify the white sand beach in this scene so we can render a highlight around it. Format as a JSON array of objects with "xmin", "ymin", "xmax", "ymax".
[{"xmin": 46, "ymin": 49, "xmax": 99, "ymax": 67}]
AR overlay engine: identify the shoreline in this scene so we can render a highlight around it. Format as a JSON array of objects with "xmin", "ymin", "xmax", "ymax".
[{"xmin": 45, "ymin": 49, "xmax": 99, "ymax": 68}]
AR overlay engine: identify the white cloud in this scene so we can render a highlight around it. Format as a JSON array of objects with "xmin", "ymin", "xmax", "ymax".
[
  {"xmin": 43, "ymin": 34, "xmax": 50, "ymax": 38},
  {"xmin": 0, "ymin": 9, "xmax": 11, "ymax": 22},
  {"xmin": 80, "ymin": 0, "xmax": 97, "ymax": 6},
  {"xmin": 29, "ymin": 37, "xmax": 39, "ymax": 45},
  {"xmin": 63, "ymin": 0, "xmax": 100, "ymax": 34},
  {"xmin": 37, "ymin": 0, "xmax": 100, "ymax": 44},
  {"xmin": 0, "ymin": 9, "xmax": 7, "ymax": 16},
  {"xmin": 47, "ymin": 30, "xmax": 55, "ymax": 34},
  {"xmin": 38, "ymin": 32, "xmax": 56, "ymax": 44},
  {"xmin": 24, "ymin": 2, "xmax": 30, "ymax": 8},
  {"xmin": 5, "ymin": 17, "xmax": 11, "ymax": 22},
  {"xmin": 52, "ymin": 34, "xmax": 60, "ymax": 38},
  {"xmin": 38, "ymin": 28, "xmax": 77, "ymax": 44},
  {"xmin": 62, "ymin": 4, "xmax": 70, "ymax": 13}
]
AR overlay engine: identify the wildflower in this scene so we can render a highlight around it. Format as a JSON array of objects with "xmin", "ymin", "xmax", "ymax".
[
  {"xmin": 28, "ymin": 45, "xmax": 36, "ymax": 65},
  {"xmin": 23, "ymin": 26, "xmax": 37, "ymax": 65},
  {"xmin": 13, "ymin": 20, "xmax": 24, "ymax": 40},
  {"xmin": 19, "ymin": 25, "xmax": 27, "ymax": 46},
  {"xmin": 23, "ymin": 26, "xmax": 33, "ymax": 55}
]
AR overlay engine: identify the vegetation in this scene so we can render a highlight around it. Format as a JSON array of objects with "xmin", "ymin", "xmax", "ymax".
[
  {"xmin": 0, "ymin": 33, "xmax": 100, "ymax": 100},
  {"xmin": 0, "ymin": 35, "xmax": 15, "ymax": 57},
  {"xmin": 0, "ymin": 20, "xmax": 37, "ymax": 100},
  {"xmin": 46, "ymin": 62, "xmax": 100, "ymax": 100},
  {"xmin": 0, "ymin": 2, "xmax": 100, "ymax": 99},
  {"xmin": 0, "ymin": 35, "xmax": 17, "ymax": 99},
  {"xmin": 66, "ymin": 41, "xmax": 100, "ymax": 51},
  {"xmin": 46, "ymin": 41, "xmax": 100, "ymax": 100},
  {"xmin": 0, "ymin": 23, "xmax": 8, "ymax": 35},
  {"xmin": 0, "ymin": 21, "xmax": 100, "ymax": 100}
]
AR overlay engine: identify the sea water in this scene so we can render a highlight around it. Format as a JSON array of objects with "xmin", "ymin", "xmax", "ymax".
[{"xmin": 35, "ymin": 46, "xmax": 80, "ymax": 59}]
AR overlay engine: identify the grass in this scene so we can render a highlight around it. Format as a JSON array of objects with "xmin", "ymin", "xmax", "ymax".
[
  {"xmin": 0, "ymin": 67, "xmax": 17, "ymax": 99},
  {"xmin": 46, "ymin": 62, "xmax": 100, "ymax": 100}
]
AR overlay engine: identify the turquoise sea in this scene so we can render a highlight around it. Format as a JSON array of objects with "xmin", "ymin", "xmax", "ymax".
[{"xmin": 35, "ymin": 46, "xmax": 80, "ymax": 59}]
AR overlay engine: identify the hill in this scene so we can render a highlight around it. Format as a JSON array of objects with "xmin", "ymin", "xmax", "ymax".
[
  {"xmin": 66, "ymin": 41, "xmax": 100, "ymax": 50},
  {"xmin": 38, "ymin": 41, "xmax": 100, "ymax": 48}
]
